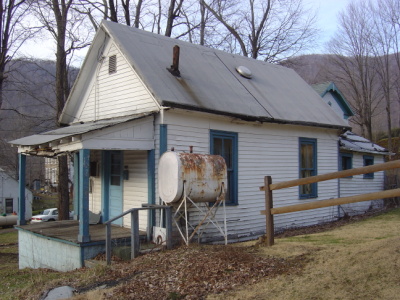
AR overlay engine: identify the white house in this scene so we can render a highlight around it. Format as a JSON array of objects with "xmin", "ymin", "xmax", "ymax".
[
  {"xmin": 312, "ymin": 82, "xmax": 390, "ymax": 217},
  {"xmin": 11, "ymin": 21, "xmax": 357, "ymax": 271},
  {"xmin": 0, "ymin": 169, "xmax": 32, "ymax": 221}
]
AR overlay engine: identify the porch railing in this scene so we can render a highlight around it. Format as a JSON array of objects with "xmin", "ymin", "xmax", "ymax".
[{"xmin": 104, "ymin": 204, "xmax": 172, "ymax": 265}]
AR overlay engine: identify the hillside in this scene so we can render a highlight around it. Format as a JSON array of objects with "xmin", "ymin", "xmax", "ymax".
[{"xmin": 0, "ymin": 59, "xmax": 78, "ymax": 181}]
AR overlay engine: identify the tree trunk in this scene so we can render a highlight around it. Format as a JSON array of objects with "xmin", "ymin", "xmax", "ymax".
[
  {"xmin": 57, "ymin": 155, "xmax": 70, "ymax": 220},
  {"xmin": 53, "ymin": 0, "xmax": 71, "ymax": 220}
]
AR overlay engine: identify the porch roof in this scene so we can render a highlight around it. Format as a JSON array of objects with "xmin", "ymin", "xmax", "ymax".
[
  {"xmin": 9, "ymin": 113, "xmax": 154, "ymax": 155},
  {"xmin": 339, "ymin": 131, "xmax": 391, "ymax": 155}
]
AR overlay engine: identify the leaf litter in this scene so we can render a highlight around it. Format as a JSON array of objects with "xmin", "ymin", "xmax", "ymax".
[{"xmin": 73, "ymin": 244, "xmax": 308, "ymax": 300}]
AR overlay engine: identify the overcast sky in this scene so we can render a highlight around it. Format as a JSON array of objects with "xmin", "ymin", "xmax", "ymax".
[
  {"xmin": 309, "ymin": 0, "xmax": 353, "ymax": 51},
  {"xmin": 22, "ymin": 0, "xmax": 361, "ymax": 66}
]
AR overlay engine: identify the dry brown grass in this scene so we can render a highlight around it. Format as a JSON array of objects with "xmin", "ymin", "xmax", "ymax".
[
  {"xmin": 209, "ymin": 209, "xmax": 400, "ymax": 300},
  {"xmin": 3, "ymin": 209, "xmax": 399, "ymax": 299}
]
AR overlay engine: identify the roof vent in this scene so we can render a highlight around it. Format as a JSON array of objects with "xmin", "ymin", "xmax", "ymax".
[{"xmin": 236, "ymin": 66, "xmax": 252, "ymax": 79}]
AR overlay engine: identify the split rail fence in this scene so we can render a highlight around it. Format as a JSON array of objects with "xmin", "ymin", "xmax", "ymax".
[{"xmin": 260, "ymin": 159, "xmax": 400, "ymax": 246}]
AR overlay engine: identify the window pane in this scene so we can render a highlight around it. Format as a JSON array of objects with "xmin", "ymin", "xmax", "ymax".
[
  {"xmin": 111, "ymin": 175, "xmax": 121, "ymax": 186},
  {"xmin": 299, "ymin": 138, "xmax": 317, "ymax": 198},
  {"xmin": 5, "ymin": 199, "xmax": 13, "ymax": 214},
  {"xmin": 213, "ymin": 138, "xmax": 222, "ymax": 156},
  {"xmin": 211, "ymin": 131, "xmax": 237, "ymax": 205},
  {"xmin": 301, "ymin": 144, "xmax": 313, "ymax": 169},
  {"xmin": 224, "ymin": 139, "xmax": 233, "ymax": 168}
]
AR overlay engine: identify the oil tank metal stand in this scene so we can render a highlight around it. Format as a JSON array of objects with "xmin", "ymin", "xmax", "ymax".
[
  {"xmin": 172, "ymin": 182, "xmax": 227, "ymax": 245},
  {"xmin": 158, "ymin": 151, "xmax": 229, "ymax": 245}
]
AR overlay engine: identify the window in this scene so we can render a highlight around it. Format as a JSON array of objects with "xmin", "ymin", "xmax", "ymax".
[
  {"xmin": 363, "ymin": 155, "xmax": 374, "ymax": 179},
  {"xmin": 5, "ymin": 198, "xmax": 13, "ymax": 214},
  {"xmin": 299, "ymin": 138, "xmax": 317, "ymax": 199},
  {"xmin": 210, "ymin": 130, "xmax": 238, "ymax": 205},
  {"xmin": 110, "ymin": 151, "xmax": 122, "ymax": 186},
  {"xmin": 109, "ymin": 55, "xmax": 117, "ymax": 74},
  {"xmin": 340, "ymin": 152, "xmax": 353, "ymax": 177}
]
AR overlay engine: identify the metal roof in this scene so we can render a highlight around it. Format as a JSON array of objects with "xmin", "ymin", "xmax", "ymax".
[
  {"xmin": 100, "ymin": 21, "xmax": 349, "ymax": 130},
  {"xmin": 10, "ymin": 115, "xmax": 148, "ymax": 147},
  {"xmin": 339, "ymin": 131, "xmax": 390, "ymax": 155}
]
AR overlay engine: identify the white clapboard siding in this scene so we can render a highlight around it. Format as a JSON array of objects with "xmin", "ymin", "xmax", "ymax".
[
  {"xmin": 123, "ymin": 151, "xmax": 148, "ymax": 230},
  {"xmin": 156, "ymin": 110, "xmax": 341, "ymax": 242},
  {"xmin": 339, "ymin": 154, "xmax": 385, "ymax": 215},
  {"xmin": 77, "ymin": 43, "xmax": 159, "ymax": 123}
]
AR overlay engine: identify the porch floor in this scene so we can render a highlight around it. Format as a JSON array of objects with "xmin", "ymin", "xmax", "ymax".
[{"xmin": 16, "ymin": 220, "xmax": 146, "ymax": 244}]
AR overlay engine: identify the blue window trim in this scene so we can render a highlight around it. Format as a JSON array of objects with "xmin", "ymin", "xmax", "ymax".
[
  {"xmin": 299, "ymin": 137, "xmax": 318, "ymax": 199},
  {"xmin": 339, "ymin": 152, "xmax": 353, "ymax": 178},
  {"xmin": 363, "ymin": 155, "xmax": 374, "ymax": 179},
  {"xmin": 160, "ymin": 124, "xmax": 168, "ymax": 157},
  {"xmin": 210, "ymin": 130, "xmax": 238, "ymax": 205}
]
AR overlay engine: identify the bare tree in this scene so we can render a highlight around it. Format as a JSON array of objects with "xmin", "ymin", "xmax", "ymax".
[
  {"xmin": 327, "ymin": 2, "xmax": 382, "ymax": 140},
  {"xmin": 0, "ymin": 0, "xmax": 33, "ymax": 109},
  {"xmin": 369, "ymin": 0, "xmax": 400, "ymax": 152},
  {"xmin": 201, "ymin": 0, "xmax": 318, "ymax": 62},
  {"xmin": 33, "ymin": 0, "xmax": 91, "ymax": 220}
]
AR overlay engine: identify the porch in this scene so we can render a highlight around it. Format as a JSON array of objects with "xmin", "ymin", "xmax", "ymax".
[{"xmin": 15, "ymin": 221, "xmax": 146, "ymax": 272}]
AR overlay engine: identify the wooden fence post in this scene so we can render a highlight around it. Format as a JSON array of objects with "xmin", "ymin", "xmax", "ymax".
[
  {"xmin": 131, "ymin": 210, "xmax": 140, "ymax": 259},
  {"xmin": 264, "ymin": 176, "xmax": 274, "ymax": 246},
  {"xmin": 106, "ymin": 223, "xmax": 111, "ymax": 265}
]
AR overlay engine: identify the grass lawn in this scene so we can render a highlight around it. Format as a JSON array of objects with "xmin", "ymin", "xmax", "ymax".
[
  {"xmin": 0, "ymin": 208, "xmax": 399, "ymax": 300},
  {"xmin": 31, "ymin": 193, "xmax": 59, "ymax": 215},
  {"xmin": 212, "ymin": 208, "xmax": 400, "ymax": 300}
]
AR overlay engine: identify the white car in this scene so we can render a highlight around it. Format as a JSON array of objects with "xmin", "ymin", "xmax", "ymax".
[
  {"xmin": 31, "ymin": 208, "xmax": 74, "ymax": 223},
  {"xmin": 31, "ymin": 208, "xmax": 59, "ymax": 223}
]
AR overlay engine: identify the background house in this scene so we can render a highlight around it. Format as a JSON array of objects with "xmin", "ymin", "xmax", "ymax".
[
  {"xmin": 0, "ymin": 169, "xmax": 32, "ymax": 220},
  {"xmin": 312, "ymin": 81, "xmax": 390, "ymax": 217}
]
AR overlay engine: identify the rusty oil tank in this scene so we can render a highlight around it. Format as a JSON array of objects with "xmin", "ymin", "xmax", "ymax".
[{"xmin": 158, "ymin": 151, "xmax": 227, "ymax": 204}]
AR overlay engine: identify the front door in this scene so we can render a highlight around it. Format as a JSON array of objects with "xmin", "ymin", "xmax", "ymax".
[{"xmin": 109, "ymin": 151, "xmax": 123, "ymax": 225}]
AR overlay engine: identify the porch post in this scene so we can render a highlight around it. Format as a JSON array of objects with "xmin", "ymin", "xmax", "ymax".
[
  {"xmin": 17, "ymin": 154, "xmax": 26, "ymax": 225},
  {"xmin": 101, "ymin": 151, "xmax": 110, "ymax": 222},
  {"xmin": 147, "ymin": 149, "xmax": 155, "ymax": 241},
  {"xmin": 73, "ymin": 152, "xmax": 79, "ymax": 220},
  {"xmin": 78, "ymin": 149, "xmax": 91, "ymax": 242}
]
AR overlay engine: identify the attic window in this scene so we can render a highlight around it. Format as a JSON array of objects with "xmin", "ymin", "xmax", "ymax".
[{"xmin": 109, "ymin": 55, "xmax": 117, "ymax": 74}]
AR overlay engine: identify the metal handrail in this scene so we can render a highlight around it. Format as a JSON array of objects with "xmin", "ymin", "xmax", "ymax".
[{"xmin": 105, "ymin": 205, "xmax": 172, "ymax": 265}]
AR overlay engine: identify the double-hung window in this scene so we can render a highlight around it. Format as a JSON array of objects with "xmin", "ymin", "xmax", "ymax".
[
  {"xmin": 340, "ymin": 152, "xmax": 353, "ymax": 177},
  {"xmin": 210, "ymin": 130, "xmax": 238, "ymax": 205},
  {"xmin": 363, "ymin": 155, "xmax": 374, "ymax": 179},
  {"xmin": 299, "ymin": 137, "xmax": 317, "ymax": 199}
]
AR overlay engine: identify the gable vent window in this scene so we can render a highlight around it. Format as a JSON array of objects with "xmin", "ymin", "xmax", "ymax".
[{"xmin": 109, "ymin": 55, "xmax": 117, "ymax": 74}]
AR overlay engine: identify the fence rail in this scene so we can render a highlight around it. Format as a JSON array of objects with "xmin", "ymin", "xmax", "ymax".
[{"xmin": 259, "ymin": 160, "xmax": 400, "ymax": 246}]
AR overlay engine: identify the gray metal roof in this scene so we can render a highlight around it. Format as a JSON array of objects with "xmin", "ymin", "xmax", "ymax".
[
  {"xmin": 339, "ymin": 131, "xmax": 390, "ymax": 155},
  {"xmin": 101, "ymin": 21, "xmax": 349, "ymax": 129},
  {"xmin": 10, "ymin": 115, "xmax": 147, "ymax": 146}
]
